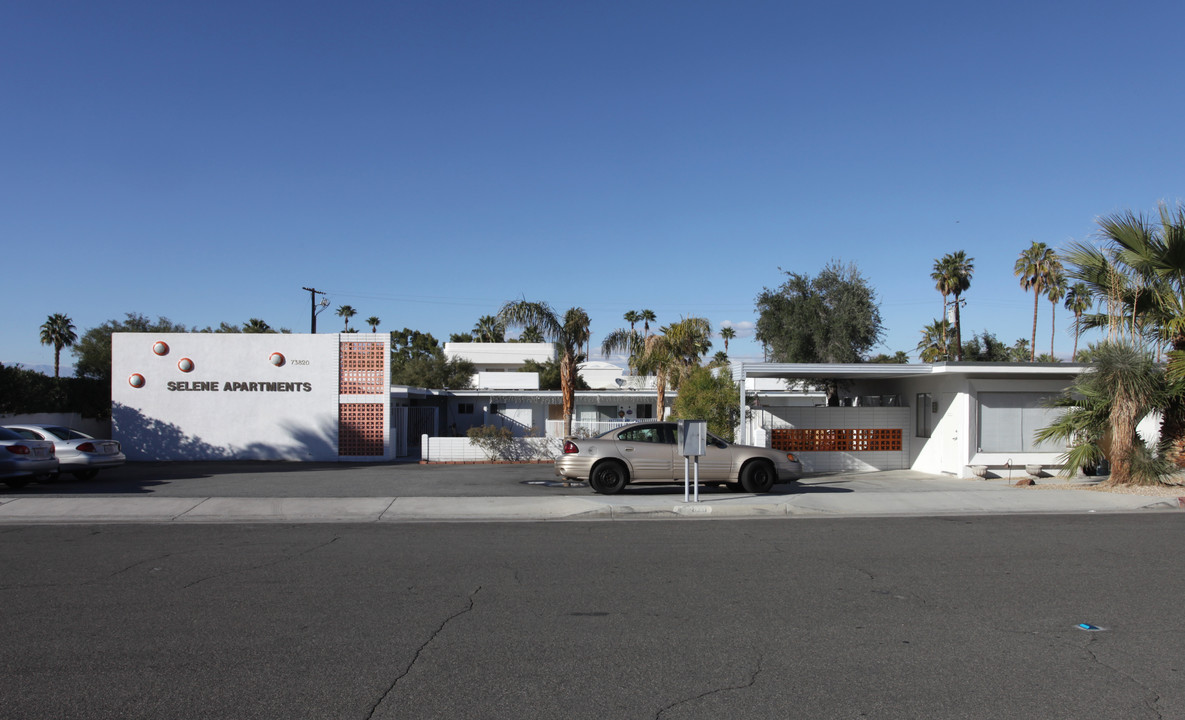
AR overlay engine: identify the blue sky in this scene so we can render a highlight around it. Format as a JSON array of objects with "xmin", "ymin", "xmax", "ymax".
[{"xmin": 4, "ymin": 1, "xmax": 1184, "ymax": 374}]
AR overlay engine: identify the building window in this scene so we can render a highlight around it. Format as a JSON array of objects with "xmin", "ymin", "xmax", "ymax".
[
  {"xmin": 977, "ymin": 392, "xmax": 1063, "ymax": 453},
  {"xmin": 458, "ymin": 403, "xmax": 474, "ymax": 414},
  {"xmin": 636, "ymin": 403, "xmax": 654, "ymax": 419},
  {"xmin": 916, "ymin": 393, "xmax": 932, "ymax": 438}
]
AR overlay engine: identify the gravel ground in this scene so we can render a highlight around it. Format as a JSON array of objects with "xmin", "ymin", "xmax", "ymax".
[{"xmin": 1023, "ymin": 478, "xmax": 1185, "ymax": 496}]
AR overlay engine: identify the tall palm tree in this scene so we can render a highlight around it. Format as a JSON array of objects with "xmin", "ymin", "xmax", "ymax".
[
  {"xmin": 1063, "ymin": 282, "xmax": 1094, "ymax": 360},
  {"xmin": 518, "ymin": 325, "xmax": 544, "ymax": 343},
  {"xmin": 930, "ymin": 258, "xmax": 952, "ymax": 356},
  {"xmin": 1045, "ymin": 268, "xmax": 1066, "ymax": 359},
  {"xmin": 662, "ymin": 316, "xmax": 713, "ymax": 383},
  {"xmin": 623, "ymin": 310, "xmax": 640, "ymax": 333},
  {"xmin": 242, "ymin": 318, "xmax": 272, "ymax": 333},
  {"xmin": 1014, "ymin": 242, "xmax": 1059, "ymax": 361},
  {"xmin": 336, "ymin": 305, "xmax": 357, "ymax": 332},
  {"xmin": 497, "ymin": 300, "xmax": 590, "ymax": 437},
  {"xmin": 472, "ymin": 315, "xmax": 505, "ymax": 343},
  {"xmin": 720, "ymin": 326, "xmax": 736, "ymax": 354},
  {"xmin": 39, "ymin": 313, "xmax": 77, "ymax": 378},
  {"xmin": 366, "ymin": 316, "xmax": 381, "ymax": 333},
  {"xmin": 943, "ymin": 251, "xmax": 974, "ymax": 360},
  {"xmin": 640, "ymin": 309, "xmax": 656, "ymax": 337},
  {"xmin": 601, "ymin": 327, "xmax": 644, "ymax": 375}
]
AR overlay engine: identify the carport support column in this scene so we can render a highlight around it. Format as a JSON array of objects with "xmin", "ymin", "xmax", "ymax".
[{"xmin": 738, "ymin": 364, "xmax": 747, "ymax": 445}]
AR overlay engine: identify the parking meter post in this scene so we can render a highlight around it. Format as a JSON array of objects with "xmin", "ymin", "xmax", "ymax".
[
  {"xmin": 694, "ymin": 457, "xmax": 700, "ymax": 502},
  {"xmin": 684, "ymin": 456, "xmax": 690, "ymax": 502}
]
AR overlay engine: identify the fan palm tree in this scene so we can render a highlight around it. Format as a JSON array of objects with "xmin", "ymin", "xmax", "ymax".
[
  {"xmin": 1063, "ymin": 282, "xmax": 1094, "ymax": 360},
  {"xmin": 497, "ymin": 300, "xmax": 590, "ymax": 437},
  {"xmin": 39, "ymin": 313, "xmax": 77, "ymax": 378},
  {"xmin": 336, "ymin": 305, "xmax": 357, "ymax": 331},
  {"xmin": 930, "ymin": 258, "xmax": 952, "ymax": 356},
  {"xmin": 720, "ymin": 326, "xmax": 736, "ymax": 354},
  {"xmin": 1014, "ymin": 242, "xmax": 1060, "ymax": 361},
  {"xmin": 623, "ymin": 310, "xmax": 640, "ymax": 332},
  {"xmin": 640, "ymin": 309, "xmax": 656, "ymax": 336},
  {"xmin": 1045, "ymin": 269, "xmax": 1066, "ymax": 359},
  {"xmin": 915, "ymin": 320, "xmax": 951, "ymax": 363},
  {"xmin": 942, "ymin": 251, "xmax": 974, "ymax": 360},
  {"xmin": 242, "ymin": 318, "xmax": 272, "ymax": 333},
  {"xmin": 366, "ymin": 316, "xmax": 381, "ymax": 333}
]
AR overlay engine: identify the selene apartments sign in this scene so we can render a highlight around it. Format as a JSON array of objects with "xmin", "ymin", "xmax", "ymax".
[{"xmin": 165, "ymin": 381, "xmax": 314, "ymax": 393}]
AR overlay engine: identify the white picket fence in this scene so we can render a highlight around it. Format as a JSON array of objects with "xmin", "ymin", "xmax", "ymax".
[{"xmin": 422, "ymin": 435, "xmax": 563, "ymax": 463}]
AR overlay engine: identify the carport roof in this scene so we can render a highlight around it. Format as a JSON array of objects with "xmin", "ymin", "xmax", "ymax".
[{"xmin": 731, "ymin": 361, "xmax": 1088, "ymax": 382}]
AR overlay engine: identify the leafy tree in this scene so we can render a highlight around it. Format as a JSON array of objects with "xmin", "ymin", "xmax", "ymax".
[
  {"xmin": 0, "ymin": 363, "xmax": 107, "ymax": 418},
  {"xmin": 40, "ymin": 313, "xmax": 77, "ymax": 379},
  {"xmin": 1014, "ymin": 242, "xmax": 1061, "ymax": 361},
  {"xmin": 336, "ymin": 305, "xmax": 357, "ymax": 331},
  {"xmin": 472, "ymin": 315, "xmax": 506, "ymax": 343},
  {"xmin": 1063, "ymin": 282, "xmax": 1094, "ymax": 360},
  {"xmin": 389, "ymin": 328, "xmax": 474, "ymax": 388},
  {"xmin": 868, "ymin": 351, "xmax": 909, "ymax": 364},
  {"xmin": 756, "ymin": 261, "xmax": 884, "ymax": 365},
  {"xmin": 1034, "ymin": 341, "xmax": 1171, "ymax": 485},
  {"xmin": 670, "ymin": 366, "xmax": 740, "ymax": 442},
  {"xmin": 521, "ymin": 357, "xmax": 589, "ymax": 391},
  {"xmin": 1009, "ymin": 338, "xmax": 1032, "ymax": 362},
  {"xmin": 958, "ymin": 331, "xmax": 1013, "ymax": 362},
  {"xmin": 497, "ymin": 300, "xmax": 590, "ymax": 437},
  {"xmin": 72, "ymin": 313, "xmax": 187, "ymax": 382},
  {"xmin": 720, "ymin": 326, "xmax": 736, "ymax": 354},
  {"xmin": 366, "ymin": 316, "xmax": 381, "ymax": 333}
]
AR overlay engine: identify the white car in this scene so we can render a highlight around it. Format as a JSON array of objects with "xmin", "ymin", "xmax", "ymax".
[
  {"xmin": 0, "ymin": 427, "xmax": 58, "ymax": 488},
  {"xmin": 4, "ymin": 424, "xmax": 125, "ymax": 480}
]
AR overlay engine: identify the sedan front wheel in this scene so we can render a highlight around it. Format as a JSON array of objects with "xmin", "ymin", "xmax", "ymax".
[{"xmin": 740, "ymin": 461, "xmax": 775, "ymax": 493}]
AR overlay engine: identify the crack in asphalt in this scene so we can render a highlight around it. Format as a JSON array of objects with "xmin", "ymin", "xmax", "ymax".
[
  {"xmin": 183, "ymin": 535, "xmax": 341, "ymax": 589},
  {"xmin": 1078, "ymin": 636, "xmax": 1164, "ymax": 719},
  {"xmin": 364, "ymin": 585, "xmax": 483, "ymax": 720},
  {"xmin": 654, "ymin": 655, "xmax": 764, "ymax": 719}
]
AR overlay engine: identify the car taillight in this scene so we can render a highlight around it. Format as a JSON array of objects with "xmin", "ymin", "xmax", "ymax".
[
  {"xmin": 5, "ymin": 445, "xmax": 30, "ymax": 455},
  {"xmin": 77, "ymin": 442, "xmax": 96, "ymax": 453},
  {"xmin": 563, "ymin": 440, "xmax": 579, "ymax": 454}
]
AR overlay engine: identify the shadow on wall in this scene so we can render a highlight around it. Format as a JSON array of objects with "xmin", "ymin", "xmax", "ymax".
[{"xmin": 112, "ymin": 403, "xmax": 337, "ymax": 461}]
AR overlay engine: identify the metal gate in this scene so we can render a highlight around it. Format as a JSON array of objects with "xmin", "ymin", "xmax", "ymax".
[{"xmin": 391, "ymin": 407, "xmax": 439, "ymax": 457}]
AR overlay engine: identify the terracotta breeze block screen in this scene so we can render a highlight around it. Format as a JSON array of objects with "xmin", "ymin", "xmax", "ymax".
[
  {"xmin": 339, "ymin": 341, "xmax": 386, "ymax": 395},
  {"xmin": 771, "ymin": 428, "xmax": 902, "ymax": 453},
  {"xmin": 339, "ymin": 403, "xmax": 384, "ymax": 456}
]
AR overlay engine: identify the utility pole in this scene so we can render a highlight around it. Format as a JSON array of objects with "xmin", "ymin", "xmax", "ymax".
[{"xmin": 302, "ymin": 287, "xmax": 329, "ymax": 333}]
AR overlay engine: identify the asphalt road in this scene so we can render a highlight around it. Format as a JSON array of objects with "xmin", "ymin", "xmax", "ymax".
[{"xmin": 2, "ymin": 515, "xmax": 1183, "ymax": 719}]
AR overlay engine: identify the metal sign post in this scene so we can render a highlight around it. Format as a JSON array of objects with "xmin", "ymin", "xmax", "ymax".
[{"xmin": 678, "ymin": 419, "xmax": 707, "ymax": 503}]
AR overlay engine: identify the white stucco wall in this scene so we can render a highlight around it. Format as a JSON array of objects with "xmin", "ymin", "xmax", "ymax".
[{"xmin": 111, "ymin": 333, "xmax": 389, "ymax": 461}]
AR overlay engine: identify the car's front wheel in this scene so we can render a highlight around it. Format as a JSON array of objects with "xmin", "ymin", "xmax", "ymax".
[
  {"xmin": 740, "ymin": 461, "xmax": 776, "ymax": 493},
  {"xmin": 589, "ymin": 461, "xmax": 628, "ymax": 495}
]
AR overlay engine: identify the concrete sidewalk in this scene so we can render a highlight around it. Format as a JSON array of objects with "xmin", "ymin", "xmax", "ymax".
[{"xmin": 0, "ymin": 474, "xmax": 1180, "ymax": 523}]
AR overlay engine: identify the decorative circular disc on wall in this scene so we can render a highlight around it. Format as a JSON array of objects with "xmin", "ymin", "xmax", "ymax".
[
  {"xmin": 153, "ymin": 341, "xmax": 170, "ymax": 356},
  {"xmin": 178, "ymin": 358, "xmax": 195, "ymax": 373},
  {"xmin": 129, "ymin": 373, "xmax": 146, "ymax": 388},
  {"xmin": 270, "ymin": 352, "xmax": 286, "ymax": 367}
]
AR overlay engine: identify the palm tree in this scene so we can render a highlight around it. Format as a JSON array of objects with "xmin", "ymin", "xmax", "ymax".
[
  {"xmin": 1063, "ymin": 282, "xmax": 1094, "ymax": 360},
  {"xmin": 497, "ymin": 300, "xmax": 590, "ymax": 437},
  {"xmin": 930, "ymin": 258, "xmax": 952, "ymax": 356},
  {"xmin": 39, "ymin": 313, "xmax": 77, "ymax": 378},
  {"xmin": 942, "ymin": 251, "xmax": 974, "ymax": 360},
  {"xmin": 336, "ymin": 305, "xmax": 357, "ymax": 332},
  {"xmin": 623, "ymin": 310, "xmax": 640, "ymax": 333},
  {"xmin": 472, "ymin": 315, "xmax": 505, "ymax": 343},
  {"xmin": 601, "ymin": 327, "xmax": 644, "ymax": 374},
  {"xmin": 720, "ymin": 326, "xmax": 736, "ymax": 354},
  {"xmin": 518, "ymin": 325, "xmax": 544, "ymax": 343},
  {"xmin": 662, "ymin": 317, "xmax": 713, "ymax": 382},
  {"xmin": 640, "ymin": 309, "xmax": 656, "ymax": 337},
  {"xmin": 711, "ymin": 350, "xmax": 730, "ymax": 368},
  {"xmin": 915, "ymin": 320, "xmax": 951, "ymax": 363},
  {"xmin": 1045, "ymin": 268, "xmax": 1066, "ymax": 359},
  {"xmin": 366, "ymin": 316, "xmax": 381, "ymax": 333},
  {"xmin": 242, "ymin": 318, "xmax": 272, "ymax": 333},
  {"xmin": 1014, "ymin": 242, "xmax": 1059, "ymax": 361}
]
